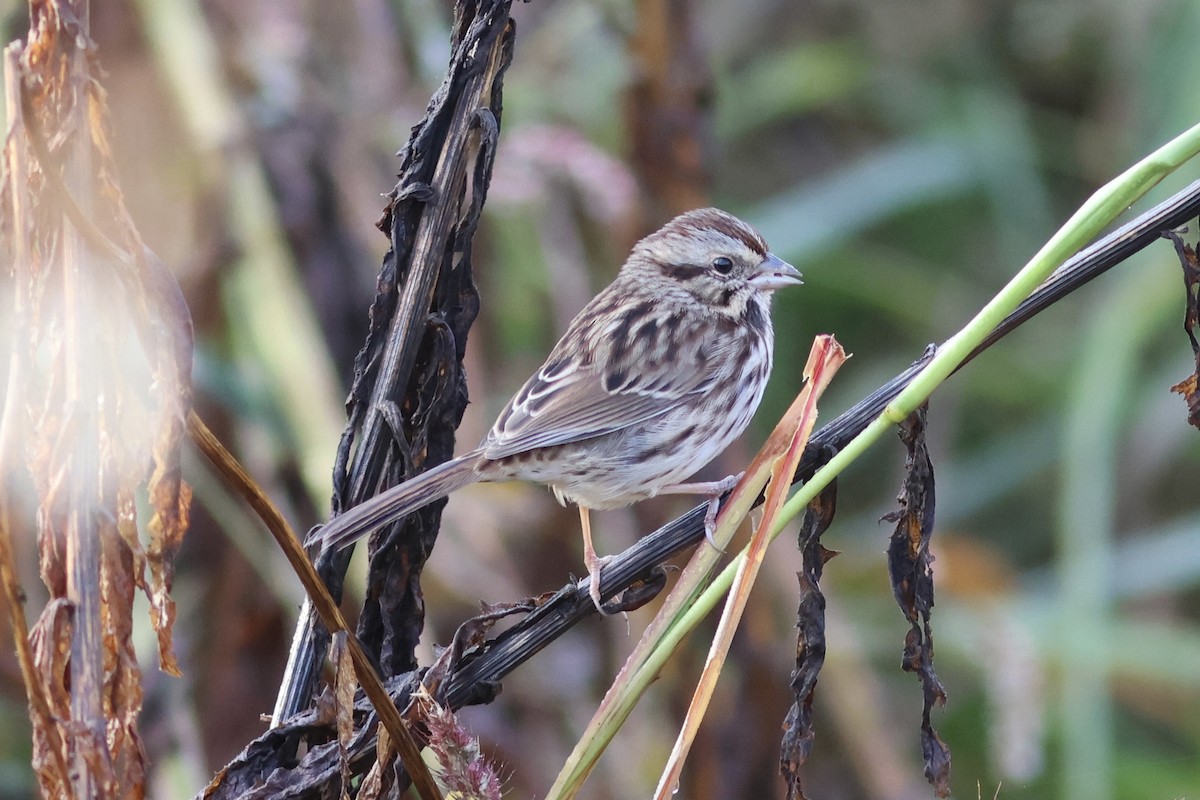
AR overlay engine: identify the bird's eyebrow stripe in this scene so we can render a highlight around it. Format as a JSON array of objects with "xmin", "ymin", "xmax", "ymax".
[{"xmin": 688, "ymin": 217, "xmax": 766, "ymax": 256}]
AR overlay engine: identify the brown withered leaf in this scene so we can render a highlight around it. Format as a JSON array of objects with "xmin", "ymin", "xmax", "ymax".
[
  {"xmin": 101, "ymin": 502, "xmax": 148, "ymax": 796},
  {"xmin": 28, "ymin": 598, "xmax": 72, "ymax": 798},
  {"xmin": 334, "ymin": 634, "xmax": 357, "ymax": 800},
  {"xmin": 144, "ymin": 472, "xmax": 191, "ymax": 677},
  {"xmin": 138, "ymin": 244, "xmax": 194, "ymax": 679},
  {"xmin": 883, "ymin": 406, "xmax": 951, "ymax": 797},
  {"xmin": 1170, "ymin": 374, "xmax": 1200, "ymax": 428},
  {"xmin": 359, "ymin": 723, "xmax": 398, "ymax": 800}
]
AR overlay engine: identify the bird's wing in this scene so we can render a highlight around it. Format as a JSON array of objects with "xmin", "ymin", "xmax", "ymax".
[{"xmin": 481, "ymin": 325, "xmax": 718, "ymax": 460}]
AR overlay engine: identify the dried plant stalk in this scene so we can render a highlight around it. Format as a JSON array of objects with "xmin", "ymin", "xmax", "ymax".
[{"xmin": 0, "ymin": 2, "xmax": 194, "ymax": 797}]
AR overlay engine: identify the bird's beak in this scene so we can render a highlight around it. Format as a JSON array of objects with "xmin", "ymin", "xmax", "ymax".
[{"xmin": 751, "ymin": 253, "xmax": 803, "ymax": 291}]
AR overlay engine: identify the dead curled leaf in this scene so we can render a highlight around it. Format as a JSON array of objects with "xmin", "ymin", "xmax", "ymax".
[
  {"xmin": 28, "ymin": 599, "xmax": 71, "ymax": 796},
  {"xmin": 1164, "ymin": 229, "xmax": 1200, "ymax": 429},
  {"xmin": 779, "ymin": 483, "xmax": 838, "ymax": 800},
  {"xmin": 884, "ymin": 406, "xmax": 951, "ymax": 797}
]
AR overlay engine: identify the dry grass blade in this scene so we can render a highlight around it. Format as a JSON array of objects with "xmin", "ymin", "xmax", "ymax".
[
  {"xmin": 546, "ymin": 427, "xmax": 778, "ymax": 796},
  {"xmin": 654, "ymin": 335, "xmax": 847, "ymax": 799},
  {"xmin": 547, "ymin": 337, "xmax": 847, "ymax": 799},
  {"xmin": 187, "ymin": 412, "xmax": 443, "ymax": 800}
]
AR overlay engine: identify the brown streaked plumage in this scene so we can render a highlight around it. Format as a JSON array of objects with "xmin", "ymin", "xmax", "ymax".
[{"xmin": 309, "ymin": 208, "xmax": 802, "ymax": 611}]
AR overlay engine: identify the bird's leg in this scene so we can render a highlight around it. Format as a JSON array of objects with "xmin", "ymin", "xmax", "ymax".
[
  {"xmin": 657, "ymin": 472, "xmax": 744, "ymax": 550},
  {"xmin": 579, "ymin": 506, "xmax": 612, "ymax": 614}
]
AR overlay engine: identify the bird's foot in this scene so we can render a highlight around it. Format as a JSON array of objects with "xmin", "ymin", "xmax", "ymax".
[
  {"xmin": 701, "ymin": 471, "xmax": 744, "ymax": 551},
  {"xmin": 584, "ymin": 550, "xmax": 615, "ymax": 614}
]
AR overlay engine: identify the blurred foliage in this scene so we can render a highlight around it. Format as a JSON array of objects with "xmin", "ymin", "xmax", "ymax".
[{"xmin": 1, "ymin": 0, "xmax": 1199, "ymax": 798}]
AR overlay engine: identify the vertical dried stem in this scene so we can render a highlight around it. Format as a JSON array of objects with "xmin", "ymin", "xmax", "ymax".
[
  {"xmin": 273, "ymin": 0, "xmax": 513, "ymax": 734},
  {"xmin": 627, "ymin": 0, "xmax": 712, "ymax": 219},
  {"xmin": 55, "ymin": 3, "xmax": 110, "ymax": 796}
]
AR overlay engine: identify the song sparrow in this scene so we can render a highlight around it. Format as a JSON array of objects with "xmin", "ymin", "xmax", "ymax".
[{"xmin": 310, "ymin": 208, "xmax": 802, "ymax": 611}]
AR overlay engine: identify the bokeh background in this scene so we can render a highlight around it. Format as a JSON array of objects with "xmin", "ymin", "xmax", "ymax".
[{"xmin": 2, "ymin": 0, "xmax": 1200, "ymax": 798}]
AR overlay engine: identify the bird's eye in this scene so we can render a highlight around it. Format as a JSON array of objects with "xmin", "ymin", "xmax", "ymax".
[{"xmin": 711, "ymin": 256, "xmax": 734, "ymax": 275}]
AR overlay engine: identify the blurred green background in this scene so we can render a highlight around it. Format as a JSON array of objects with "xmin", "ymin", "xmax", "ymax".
[{"xmin": 2, "ymin": 0, "xmax": 1199, "ymax": 798}]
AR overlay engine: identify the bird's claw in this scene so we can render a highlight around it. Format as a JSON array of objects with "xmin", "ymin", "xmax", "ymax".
[
  {"xmin": 584, "ymin": 552, "xmax": 615, "ymax": 614},
  {"xmin": 702, "ymin": 471, "xmax": 744, "ymax": 552}
]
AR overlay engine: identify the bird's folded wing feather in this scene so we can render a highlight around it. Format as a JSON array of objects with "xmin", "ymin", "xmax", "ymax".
[{"xmin": 482, "ymin": 332, "xmax": 716, "ymax": 459}]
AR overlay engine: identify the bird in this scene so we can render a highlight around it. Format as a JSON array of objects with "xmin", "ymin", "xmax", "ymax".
[{"xmin": 309, "ymin": 207, "xmax": 802, "ymax": 611}]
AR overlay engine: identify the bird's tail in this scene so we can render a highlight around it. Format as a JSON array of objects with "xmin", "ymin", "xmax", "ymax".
[{"xmin": 308, "ymin": 453, "xmax": 483, "ymax": 551}]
